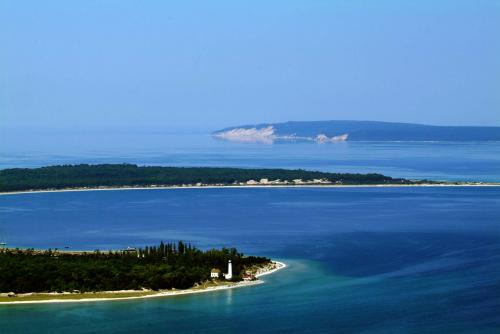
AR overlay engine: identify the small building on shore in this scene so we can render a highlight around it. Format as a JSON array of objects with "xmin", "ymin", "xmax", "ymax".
[
  {"xmin": 242, "ymin": 274, "xmax": 255, "ymax": 281},
  {"xmin": 210, "ymin": 268, "xmax": 221, "ymax": 278},
  {"xmin": 122, "ymin": 247, "xmax": 137, "ymax": 253}
]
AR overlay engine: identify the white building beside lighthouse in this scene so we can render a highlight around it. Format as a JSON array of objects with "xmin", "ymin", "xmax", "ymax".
[
  {"xmin": 225, "ymin": 260, "xmax": 233, "ymax": 280},
  {"xmin": 210, "ymin": 268, "xmax": 221, "ymax": 278}
]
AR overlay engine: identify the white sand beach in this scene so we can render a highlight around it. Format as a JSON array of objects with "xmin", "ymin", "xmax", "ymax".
[{"xmin": 1, "ymin": 183, "xmax": 498, "ymax": 197}]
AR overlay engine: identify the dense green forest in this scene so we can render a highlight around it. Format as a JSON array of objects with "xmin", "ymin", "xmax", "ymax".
[
  {"xmin": 0, "ymin": 242, "xmax": 269, "ymax": 293},
  {"xmin": 0, "ymin": 164, "xmax": 415, "ymax": 192}
]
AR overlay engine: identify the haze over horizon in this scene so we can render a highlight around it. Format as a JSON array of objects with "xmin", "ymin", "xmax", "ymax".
[{"xmin": 2, "ymin": 0, "xmax": 499, "ymax": 134}]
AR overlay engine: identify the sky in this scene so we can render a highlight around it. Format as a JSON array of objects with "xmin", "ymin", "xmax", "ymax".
[{"xmin": 1, "ymin": 0, "xmax": 499, "ymax": 133}]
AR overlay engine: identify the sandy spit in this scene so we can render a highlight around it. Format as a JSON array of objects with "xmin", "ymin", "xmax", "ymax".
[{"xmin": 1, "ymin": 183, "xmax": 499, "ymax": 197}]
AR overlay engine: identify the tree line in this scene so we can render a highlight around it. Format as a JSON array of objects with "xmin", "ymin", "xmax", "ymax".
[{"xmin": 0, "ymin": 164, "xmax": 414, "ymax": 192}]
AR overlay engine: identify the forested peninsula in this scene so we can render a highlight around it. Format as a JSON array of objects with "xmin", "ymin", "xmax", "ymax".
[
  {"xmin": 0, "ymin": 164, "xmax": 421, "ymax": 193},
  {"xmin": 0, "ymin": 242, "xmax": 270, "ymax": 295}
]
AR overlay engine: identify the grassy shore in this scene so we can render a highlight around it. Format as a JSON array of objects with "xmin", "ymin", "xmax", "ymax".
[{"xmin": 0, "ymin": 291, "xmax": 158, "ymax": 303}]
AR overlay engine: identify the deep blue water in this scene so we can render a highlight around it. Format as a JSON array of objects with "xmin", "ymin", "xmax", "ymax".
[{"xmin": 1, "ymin": 187, "xmax": 499, "ymax": 333}]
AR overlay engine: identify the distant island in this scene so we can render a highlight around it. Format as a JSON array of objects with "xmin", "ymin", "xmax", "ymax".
[
  {"xmin": 0, "ymin": 242, "xmax": 282, "ymax": 304},
  {"xmin": 0, "ymin": 164, "xmax": 431, "ymax": 193},
  {"xmin": 212, "ymin": 120, "xmax": 500, "ymax": 143}
]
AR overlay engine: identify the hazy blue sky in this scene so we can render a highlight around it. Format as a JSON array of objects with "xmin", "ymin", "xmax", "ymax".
[{"xmin": 1, "ymin": 0, "xmax": 499, "ymax": 132}]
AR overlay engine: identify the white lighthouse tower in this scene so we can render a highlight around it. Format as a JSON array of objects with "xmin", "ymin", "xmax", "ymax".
[{"xmin": 225, "ymin": 260, "xmax": 233, "ymax": 280}]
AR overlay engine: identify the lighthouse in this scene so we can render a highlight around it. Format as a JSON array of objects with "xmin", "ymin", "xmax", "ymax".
[{"xmin": 225, "ymin": 260, "xmax": 233, "ymax": 280}]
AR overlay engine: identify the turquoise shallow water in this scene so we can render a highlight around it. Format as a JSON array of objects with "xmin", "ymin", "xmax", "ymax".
[{"xmin": 1, "ymin": 187, "xmax": 499, "ymax": 333}]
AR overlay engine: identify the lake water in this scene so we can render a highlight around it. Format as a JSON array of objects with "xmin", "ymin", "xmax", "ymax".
[
  {"xmin": 1, "ymin": 135, "xmax": 499, "ymax": 333},
  {"xmin": 1, "ymin": 187, "xmax": 499, "ymax": 333},
  {"xmin": 2, "ymin": 132, "xmax": 500, "ymax": 182}
]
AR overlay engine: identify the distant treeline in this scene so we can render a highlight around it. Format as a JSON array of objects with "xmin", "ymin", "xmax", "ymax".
[
  {"xmin": 0, "ymin": 242, "xmax": 269, "ymax": 293},
  {"xmin": 0, "ymin": 164, "xmax": 415, "ymax": 192}
]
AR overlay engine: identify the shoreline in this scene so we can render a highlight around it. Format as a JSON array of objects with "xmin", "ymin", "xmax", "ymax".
[
  {"xmin": 0, "ymin": 261, "xmax": 286, "ymax": 305},
  {"xmin": 1, "ymin": 183, "xmax": 499, "ymax": 197}
]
